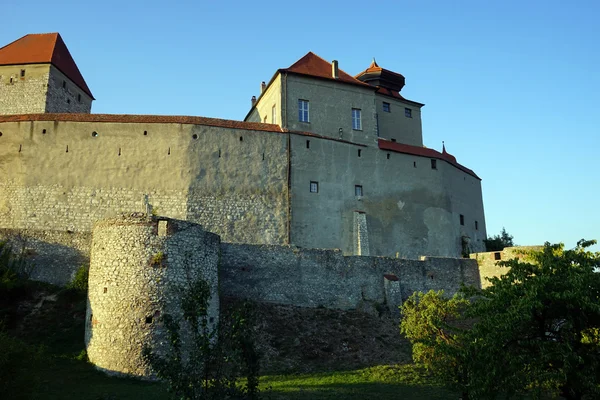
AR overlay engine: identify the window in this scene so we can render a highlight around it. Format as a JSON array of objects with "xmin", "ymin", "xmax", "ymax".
[
  {"xmin": 355, "ymin": 185, "xmax": 363, "ymax": 196},
  {"xmin": 460, "ymin": 214, "xmax": 465, "ymax": 226},
  {"xmin": 405, "ymin": 107, "xmax": 412, "ymax": 118},
  {"xmin": 494, "ymin": 252, "xmax": 501, "ymax": 260},
  {"xmin": 20, "ymin": 69, "xmax": 25, "ymax": 77},
  {"xmin": 382, "ymin": 102, "xmax": 390, "ymax": 112},
  {"xmin": 62, "ymin": 80, "xmax": 66, "ymax": 89},
  {"xmin": 272, "ymin": 105, "xmax": 277, "ymax": 124},
  {"xmin": 310, "ymin": 181, "xmax": 318, "ymax": 193},
  {"xmin": 431, "ymin": 159, "xmax": 437, "ymax": 170},
  {"xmin": 352, "ymin": 108, "xmax": 362, "ymax": 130},
  {"xmin": 306, "ymin": 140, "xmax": 310, "ymax": 149},
  {"xmin": 298, "ymin": 99, "xmax": 309, "ymax": 122},
  {"xmin": 78, "ymin": 94, "xmax": 81, "ymax": 102},
  {"xmin": 475, "ymin": 220, "xmax": 479, "ymax": 230},
  {"xmin": 391, "ymin": 138, "xmax": 396, "ymax": 142}
]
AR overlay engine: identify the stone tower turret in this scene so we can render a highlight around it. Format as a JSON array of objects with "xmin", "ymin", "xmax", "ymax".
[
  {"xmin": 0, "ymin": 33, "xmax": 94, "ymax": 115},
  {"xmin": 85, "ymin": 214, "xmax": 220, "ymax": 378}
]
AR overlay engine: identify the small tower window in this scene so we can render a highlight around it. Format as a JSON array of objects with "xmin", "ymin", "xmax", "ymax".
[
  {"xmin": 310, "ymin": 181, "xmax": 319, "ymax": 193},
  {"xmin": 306, "ymin": 140, "xmax": 310, "ymax": 149},
  {"xmin": 382, "ymin": 102, "xmax": 390, "ymax": 112},
  {"xmin": 77, "ymin": 94, "xmax": 81, "ymax": 102},
  {"xmin": 355, "ymin": 185, "xmax": 363, "ymax": 197},
  {"xmin": 475, "ymin": 220, "xmax": 479, "ymax": 230},
  {"xmin": 20, "ymin": 69, "xmax": 25, "ymax": 77},
  {"xmin": 431, "ymin": 159, "xmax": 437, "ymax": 170},
  {"xmin": 62, "ymin": 80, "xmax": 66, "ymax": 89},
  {"xmin": 460, "ymin": 214, "xmax": 465, "ymax": 226},
  {"xmin": 358, "ymin": 149, "xmax": 362, "ymax": 157},
  {"xmin": 405, "ymin": 108, "xmax": 412, "ymax": 118}
]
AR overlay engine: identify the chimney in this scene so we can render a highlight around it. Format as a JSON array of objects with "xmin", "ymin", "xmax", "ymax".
[
  {"xmin": 332, "ymin": 60, "xmax": 339, "ymax": 79},
  {"xmin": 260, "ymin": 81, "xmax": 266, "ymax": 93},
  {"xmin": 251, "ymin": 96, "xmax": 257, "ymax": 107}
]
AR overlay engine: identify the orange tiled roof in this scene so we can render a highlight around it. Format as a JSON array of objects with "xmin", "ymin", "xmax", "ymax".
[
  {"xmin": 378, "ymin": 139, "xmax": 480, "ymax": 179},
  {"xmin": 356, "ymin": 59, "xmax": 405, "ymax": 81},
  {"xmin": 0, "ymin": 33, "xmax": 94, "ymax": 99},
  {"xmin": 281, "ymin": 52, "xmax": 372, "ymax": 88},
  {"xmin": 0, "ymin": 113, "xmax": 283, "ymax": 133}
]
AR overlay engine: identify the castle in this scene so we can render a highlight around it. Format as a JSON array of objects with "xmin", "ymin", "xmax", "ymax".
[{"xmin": 0, "ymin": 33, "xmax": 492, "ymax": 377}]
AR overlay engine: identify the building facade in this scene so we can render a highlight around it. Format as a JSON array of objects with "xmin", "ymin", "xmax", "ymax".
[{"xmin": 0, "ymin": 33, "xmax": 486, "ymax": 279}]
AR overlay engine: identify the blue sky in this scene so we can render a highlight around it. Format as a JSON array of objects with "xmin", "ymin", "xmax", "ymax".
[{"xmin": 2, "ymin": 0, "xmax": 598, "ymax": 251}]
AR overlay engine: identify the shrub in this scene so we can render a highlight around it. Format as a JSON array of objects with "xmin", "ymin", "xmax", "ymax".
[{"xmin": 66, "ymin": 265, "xmax": 89, "ymax": 292}]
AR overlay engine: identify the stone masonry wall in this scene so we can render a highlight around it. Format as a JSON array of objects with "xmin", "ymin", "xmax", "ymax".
[
  {"xmin": 45, "ymin": 65, "xmax": 92, "ymax": 113},
  {"xmin": 220, "ymin": 243, "xmax": 481, "ymax": 313},
  {"xmin": 470, "ymin": 246, "xmax": 541, "ymax": 288},
  {"xmin": 85, "ymin": 215, "xmax": 220, "ymax": 378},
  {"xmin": 0, "ymin": 228, "xmax": 90, "ymax": 285},
  {"xmin": 0, "ymin": 64, "xmax": 49, "ymax": 115}
]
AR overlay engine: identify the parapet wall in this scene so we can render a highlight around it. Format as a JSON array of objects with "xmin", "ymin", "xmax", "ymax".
[{"xmin": 85, "ymin": 214, "xmax": 220, "ymax": 377}]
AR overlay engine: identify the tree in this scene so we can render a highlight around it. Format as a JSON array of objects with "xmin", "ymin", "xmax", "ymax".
[
  {"xmin": 400, "ymin": 290, "xmax": 473, "ymax": 398},
  {"xmin": 483, "ymin": 227, "xmax": 514, "ymax": 252},
  {"xmin": 401, "ymin": 240, "xmax": 600, "ymax": 399}
]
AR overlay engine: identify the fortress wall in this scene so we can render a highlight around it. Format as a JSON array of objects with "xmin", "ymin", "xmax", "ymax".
[
  {"xmin": 0, "ymin": 64, "xmax": 49, "ymax": 115},
  {"xmin": 220, "ymin": 243, "xmax": 481, "ymax": 311},
  {"xmin": 470, "ymin": 246, "xmax": 541, "ymax": 288},
  {"xmin": 0, "ymin": 228, "xmax": 90, "ymax": 285},
  {"xmin": 289, "ymin": 134, "xmax": 471, "ymax": 258},
  {"xmin": 375, "ymin": 93, "xmax": 423, "ymax": 146},
  {"xmin": 0, "ymin": 119, "xmax": 289, "ymax": 248}
]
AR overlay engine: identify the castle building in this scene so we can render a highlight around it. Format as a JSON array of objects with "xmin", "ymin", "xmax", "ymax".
[{"xmin": 0, "ymin": 33, "xmax": 486, "ymax": 284}]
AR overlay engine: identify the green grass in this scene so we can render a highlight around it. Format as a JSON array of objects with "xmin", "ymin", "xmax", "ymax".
[{"xmin": 261, "ymin": 365, "xmax": 456, "ymax": 400}]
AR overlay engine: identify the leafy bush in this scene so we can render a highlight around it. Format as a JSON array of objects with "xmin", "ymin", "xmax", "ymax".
[
  {"xmin": 66, "ymin": 265, "xmax": 89, "ymax": 292},
  {"xmin": 0, "ymin": 329, "xmax": 44, "ymax": 398}
]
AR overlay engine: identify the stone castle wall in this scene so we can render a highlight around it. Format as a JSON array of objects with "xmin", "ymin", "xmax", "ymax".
[
  {"xmin": 45, "ymin": 65, "xmax": 93, "ymax": 113},
  {"xmin": 0, "ymin": 64, "xmax": 49, "ymax": 115},
  {"xmin": 470, "ymin": 246, "xmax": 541, "ymax": 288},
  {"xmin": 0, "ymin": 119, "xmax": 289, "ymax": 255},
  {"xmin": 85, "ymin": 215, "xmax": 220, "ymax": 377},
  {"xmin": 221, "ymin": 243, "xmax": 480, "ymax": 313}
]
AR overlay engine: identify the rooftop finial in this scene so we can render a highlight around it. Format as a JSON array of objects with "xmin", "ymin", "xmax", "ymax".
[
  {"xmin": 442, "ymin": 141, "xmax": 446, "ymax": 153},
  {"xmin": 370, "ymin": 58, "xmax": 379, "ymax": 68}
]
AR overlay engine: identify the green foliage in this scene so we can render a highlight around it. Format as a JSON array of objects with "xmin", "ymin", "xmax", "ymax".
[
  {"xmin": 400, "ymin": 290, "xmax": 472, "ymax": 398},
  {"xmin": 0, "ymin": 241, "xmax": 32, "ymax": 290},
  {"xmin": 401, "ymin": 240, "xmax": 600, "ymax": 400},
  {"xmin": 483, "ymin": 227, "xmax": 514, "ymax": 251},
  {"xmin": 66, "ymin": 265, "xmax": 89, "ymax": 292},
  {"xmin": 151, "ymin": 252, "xmax": 165, "ymax": 266},
  {"xmin": 143, "ymin": 279, "xmax": 262, "ymax": 399}
]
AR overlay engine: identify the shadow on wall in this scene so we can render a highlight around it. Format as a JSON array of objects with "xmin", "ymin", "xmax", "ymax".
[{"xmin": 0, "ymin": 229, "xmax": 91, "ymax": 285}]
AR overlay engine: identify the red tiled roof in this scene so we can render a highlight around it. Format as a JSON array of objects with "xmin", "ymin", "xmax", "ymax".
[
  {"xmin": 376, "ymin": 87, "xmax": 424, "ymax": 107},
  {"xmin": 280, "ymin": 52, "xmax": 372, "ymax": 88},
  {"xmin": 0, "ymin": 33, "xmax": 94, "ymax": 99},
  {"xmin": 0, "ymin": 113, "xmax": 283, "ymax": 133},
  {"xmin": 378, "ymin": 139, "xmax": 480, "ymax": 179}
]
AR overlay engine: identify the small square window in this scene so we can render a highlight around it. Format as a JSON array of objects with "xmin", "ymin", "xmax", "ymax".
[
  {"xmin": 310, "ymin": 181, "xmax": 318, "ymax": 193},
  {"xmin": 382, "ymin": 102, "xmax": 390, "ymax": 112},
  {"xmin": 405, "ymin": 107, "xmax": 412, "ymax": 118},
  {"xmin": 355, "ymin": 185, "xmax": 363, "ymax": 196},
  {"xmin": 298, "ymin": 99, "xmax": 309, "ymax": 122},
  {"xmin": 475, "ymin": 220, "xmax": 479, "ymax": 230},
  {"xmin": 494, "ymin": 252, "xmax": 501, "ymax": 260},
  {"xmin": 20, "ymin": 69, "xmax": 25, "ymax": 77},
  {"xmin": 431, "ymin": 159, "xmax": 437, "ymax": 170},
  {"xmin": 352, "ymin": 108, "xmax": 362, "ymax": 130},
  {"xmin": 460, "ymin": 214, "xmax": 465, "ymax": 225}
]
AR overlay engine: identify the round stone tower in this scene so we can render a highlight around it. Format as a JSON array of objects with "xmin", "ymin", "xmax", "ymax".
[{"xmin": 85, "ymin": 213, "xmax": 220, "ymax": 377}]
